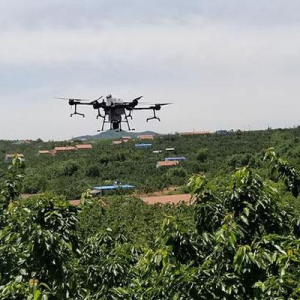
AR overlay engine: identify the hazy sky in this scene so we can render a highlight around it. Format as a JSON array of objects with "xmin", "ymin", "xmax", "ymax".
[{"xmin": 1, "ymin": 0, "xmax": 300, "ymax": 140}]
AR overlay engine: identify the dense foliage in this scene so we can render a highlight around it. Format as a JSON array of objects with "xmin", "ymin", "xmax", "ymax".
[{"xmin": 1, "ymin": 146, "xmax": 300, "ymax": 299}]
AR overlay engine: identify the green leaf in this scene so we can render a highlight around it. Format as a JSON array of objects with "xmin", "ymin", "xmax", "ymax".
[
  {"xmin": 243, "ymin": 207, "xmax": 250, "ymax": 217},
  {"xmin": 240, "ymin": 215, "xmax": 249, "ymax": 225},
  {"xmin": 33, "ymin": 290, "xmax": 40, "ymax": 300}
]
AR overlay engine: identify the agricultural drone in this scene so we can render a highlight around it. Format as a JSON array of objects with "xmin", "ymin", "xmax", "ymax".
[{"xmin": 57, "ymin": 94, "xmax": 171, "ymax": 131}]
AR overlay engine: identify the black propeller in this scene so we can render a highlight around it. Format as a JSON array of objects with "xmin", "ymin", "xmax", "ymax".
[
  {"xmin": 55, "ymin": 97, "xmax": 91, "ymax": 102},
  {"xmin": 154, "ymin": 103, "xmax": 172, "ymax": 106},
  {"xmin": 94, "ymin": 95, "xmax": 104, "ymax": 101},
  {"xmin": 131, "ymin": 96, "xmax": 143, "ymax": 102},
  {"xmin": 138, "ymin": 102, "xmax": 172, "ymax": 106}
]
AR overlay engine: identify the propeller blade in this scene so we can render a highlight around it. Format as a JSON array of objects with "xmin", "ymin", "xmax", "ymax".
[
  {"xmin": 137, "ymin": 102, "xmax": 173, "ymax": 107},
  {"xmin": 54, "ymin": 97, "xmax": 91, "ymax": 102},
  {"xmin": 94, "ymin": 95, "xmax": 103, "ymax": 101},
  {"xmin": 55, "ymin": 97, "xmax": 70, "ymax": 100},
  {"xmin": 155, "ymin": 103, "xmax": 173, "ymax": 106},
  {"xmin": 131, "ymin": 96, "xmax": 143, "ymax": 102},
  {"xmin": 139, "ymin": 102, "xmax": 174, "ymax": 106}
]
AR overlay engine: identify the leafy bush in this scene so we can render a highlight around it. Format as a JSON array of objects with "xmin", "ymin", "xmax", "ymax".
[
  {"xmin": 196, "ymin": 148, "xmax": 209, "ymax": 162},
  {"xmin": 1, "ymin": 152, "xmax": 300, "ymax": 298},
  {"xmin": 85, "ymin": 165, "xmax": 100, "ymax": 178},
  {"xmin": 60, "ymin": 161, "xmax": 80, "ymax": 177}
]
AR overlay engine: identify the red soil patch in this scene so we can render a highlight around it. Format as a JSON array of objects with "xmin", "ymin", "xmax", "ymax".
[
  {"xmin": 141, "ymin": 194, "xmax": 191, "ymax": 205},
  {"xmin": 138, "ymin": 186, "xmax": 179, "ymax": 198}
]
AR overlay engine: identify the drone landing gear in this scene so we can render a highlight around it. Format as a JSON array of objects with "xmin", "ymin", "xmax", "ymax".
[
  {"xmin": 125, "ymin": 110, "xmax": 133, "ymax": 120},
  {"xmin": 122, "ymin": 115, "xmax": 132, "ymax": 131},
  {"xmin": 102, "ymin": 119, "xmax": 111, "ymax": 131},
  {"xmin": 95, "ymin": 111, "xmax": 110, "ymax": 131},
  {"xmin": 97, "ymin": 113, "xmax": 133, "ymax": 132},
  {"xmin": 146, "ymin": 109, "xmax": 160, "ymax": 122},
  {"xmin": 71, "ymin": 104, "xmax": 85, "ymax": 118},
  {"xmin": 96, "ymin": 108, "xmax": 104, "ymax": 119}
]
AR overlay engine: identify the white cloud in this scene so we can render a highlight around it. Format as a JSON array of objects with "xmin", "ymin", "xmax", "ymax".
[
  {"xmin": 0, "ymin": 2, "xmax": 300, "ymax": 139},
  {"xmin": 1, "ymin": 21, "xmax": 299, "ymax": 68},
  {"xmin": 0, "ymin": 0, "xmax": 300, "ymax": 30}
]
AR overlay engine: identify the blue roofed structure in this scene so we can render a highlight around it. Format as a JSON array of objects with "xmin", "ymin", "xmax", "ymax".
[
  {"xmin": 165, "ymin": 157, "xmax": 187, "ymax": 161},
  {"xmin": 93, "ymin": 184, "xmax": 135, "ymax": 191},
  {"xmin": 135, "ymin": 143, "xmax": 152, "ymax": 148}
]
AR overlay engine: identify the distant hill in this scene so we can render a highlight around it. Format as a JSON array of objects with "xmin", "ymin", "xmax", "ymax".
[{"xmin": 74, "ymin": 130, "xmax": 159, "ymax": 141}]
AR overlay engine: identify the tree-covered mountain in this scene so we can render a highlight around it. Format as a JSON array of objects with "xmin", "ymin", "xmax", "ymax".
[{"xmin": 74, "ymin": 130, "xmax": 158, "ymax": 140}]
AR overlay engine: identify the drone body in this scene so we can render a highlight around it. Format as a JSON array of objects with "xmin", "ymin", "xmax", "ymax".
[{"xmin": 58, "ymin": 94, "xmax": 171, "ymax": 131}]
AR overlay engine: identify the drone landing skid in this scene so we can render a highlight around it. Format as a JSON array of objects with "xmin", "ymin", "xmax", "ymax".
[
  {"xmin": 71, "ymin": 104, "xmax": 85, "ymax": 118},
  {"xmin": 147, "ymin": 116, "xmax": 160, "ymax": 122},
  {"xmin": 146, "ymin": 109, "xmax": 160, "ymax": 122},
  {"xmin": 71, "ymin": 112, "xmax": 85, "ymax": 118}
]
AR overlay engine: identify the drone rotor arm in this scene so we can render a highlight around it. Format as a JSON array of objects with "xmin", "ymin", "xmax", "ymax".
[
  {"xmin": 131, "ymin": 102, "xmax": 173, "ymax": 110},
  {"xmin": 131, "ymin": 107, "xmax": 153, "ymax": 110}
]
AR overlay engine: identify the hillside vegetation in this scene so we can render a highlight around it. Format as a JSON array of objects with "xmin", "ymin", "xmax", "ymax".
[
  {"xmin": 1, "ymin": 127, "xmax": 300, "ymax": 200},
  {"xmin": 1, "ymin": 147, "xmax": 300, "ymax": 299}
]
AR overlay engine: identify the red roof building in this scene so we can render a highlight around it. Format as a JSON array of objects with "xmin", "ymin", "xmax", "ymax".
[
  {"xmin": 122, "ymin": 136, "xmax": 131, "ymax": 143},
  {"xmin": 70, "ymin": 200, "xmax": 81, "ymax": 206},
  {"xmin": 76, "ymin": 144, "xmax": 93, "ymax": 150},
  {"xmin": 38, "ymin": 150, "xmax": 52, "ymax": 155},
  {"xmin": 138, "ymin": 135, "xmax": 154, "ymax": 140},
  {"xmin": 53, "ymin": 146, "xmax": 76, "ymax": 155},
  {"xmin": 156, "ymin": 161, "xmax": 179, "ymax": 168}
]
